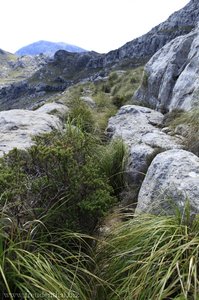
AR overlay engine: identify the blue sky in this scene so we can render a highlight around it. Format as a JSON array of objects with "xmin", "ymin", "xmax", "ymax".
[{"xmin": 2, "ymin": 0, "xmax": 189, "ymax": 53}]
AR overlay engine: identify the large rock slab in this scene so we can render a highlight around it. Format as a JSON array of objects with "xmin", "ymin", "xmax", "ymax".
[
  {"xmin": 0, "ymin": 109, "xmax": 62, "ymax": 156},
  {"xmin": 136, "ymin": 149, "xmax": 199, "ymax": 214},
  {"xmin": 106, "ymin": 105, "xmax": 182, "ymax": 183},
  {"xmin": 135, "ymin": 23, "xmax": 199, "ymax": 111}
]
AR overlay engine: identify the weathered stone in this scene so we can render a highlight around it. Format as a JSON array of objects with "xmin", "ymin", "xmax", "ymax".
[
  {"xmin": 0, "ymin": 109, "xmax": 62, "ymax": 157},
  {"xmin": 80, "ymin": 96, "xmax": 96, "ymax": 108},
  {"xmin": 36, "ymin": 102, "xmax": 69, "ymax": 117},
  {"xmin": 106, "ymin": 105, "xmax": 182, "ymax": 184},
  {"xmin": 135, "ymin": 23, "xmax": 199, "ymax": 111},
  {"xmin": 126, "ymin": 144, "xmax": 154, "ymax": 184},
  {"xmin": 136, "ymin": 149, "xmax": 199, "ymax": 215},
  {"xmin": 174, "ymin": 124, "xmax": 190, "ymax": 137}
]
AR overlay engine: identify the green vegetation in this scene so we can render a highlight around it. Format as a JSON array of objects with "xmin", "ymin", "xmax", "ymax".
[
  {"xmin": 2, "ymin": 198, "xmax": 199, "ymax": 299},
  {"xmin": 95, "ymin": 205, "xmax": 199, "ymax": 299},
  {"xmin": 2, "ymin": 66, "xmax": 199, "ymax": 299},
  {"xmin": 108, "ymin": 68, "xmax": 144, "ymax": 107},
  {"xmin": 0, "ymin": 70, "xmax": 129, "ymax": 298},
  {"xmin": 141, "ymin": 70, "xmax": 149, "ymax": 88},
  {"xmin": 165, "ymin": 109, "xmax": 199, "ymax": 156},
  {"xmin": 0, "ymin": 210, "xmax": 98, "ymax": 299},
  {"xmin": 1, "ymin": 126, "xmax": 126, "ymax": 233}
]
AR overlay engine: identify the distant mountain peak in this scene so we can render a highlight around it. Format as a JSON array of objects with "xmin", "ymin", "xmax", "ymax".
[{"xmin": 15, "ymin": 40, "xmax": 87, "ymax": 56}]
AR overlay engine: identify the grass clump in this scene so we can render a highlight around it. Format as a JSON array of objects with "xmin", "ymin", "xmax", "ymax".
[
  {"xmin": 95, "ymin": 206, "xmax": 199, "ymax": 299},
  {"xmin": 68, "ymin": 98, "xmax": 95, "ymax": 133},
  {"xmin": 0, "ymin": 211, "xmax": 97, "ymax": 300},
  {"xmin": 110, "ymin": 67, "xmax": 144, "ymax": 107},
  {"xmin": 166, "ymin": 109, "xmax": 199, "ymax": 156},
  {"xmin": 97, "ymin": 139, "xmax": 127, "ymax": 196}
]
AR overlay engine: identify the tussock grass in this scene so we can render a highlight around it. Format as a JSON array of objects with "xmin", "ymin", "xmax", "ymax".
[
  {"xmin": 95, "ymin": 206, "xmax": 199, "ymax": 299},
  {"xmin": 97, "ymin": 139, "xmax": 127, "ymax": 196},
  {"xmin": 167, "ymin": 109, "xmax": 199, "ymax": 156},
  {"xmin": 0, "ymin": 211, "xmax": 98, "ymax": 300},
  {"xmin": 109, "ymin": 67, "xmax": 144, "ymax": 107}
]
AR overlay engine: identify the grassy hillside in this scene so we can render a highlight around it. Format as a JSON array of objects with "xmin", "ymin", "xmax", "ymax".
[{"xmin": 2, "ymin": 65, "xmax": 199, "ymax": 299}]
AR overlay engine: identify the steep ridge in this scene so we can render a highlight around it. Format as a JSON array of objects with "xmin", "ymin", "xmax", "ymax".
[{"xmin": 99, "ymin": 0, "xmax": 199, "ymax": 68}]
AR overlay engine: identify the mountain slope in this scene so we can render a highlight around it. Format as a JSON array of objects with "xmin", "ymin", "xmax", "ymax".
[
  {"xmin": 101, "ymin": 0, "xmax": 199, "ymax": 68},
  {"xmin": 0, "ymin": 0, "xmax": 198, "ymax": 111},
  {"xmin": 15, "ymin": 40, "xmax": 86, "ymax": 56},
  {"xmin": 0, "ymin": 48, "xmax": 48, "ymax": 88}
]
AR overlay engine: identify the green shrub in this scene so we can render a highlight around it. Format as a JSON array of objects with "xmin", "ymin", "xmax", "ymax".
[
  {"xmin": 2, "ymin": 125, "xmax": 118, "ymax": 233},
  {"xmin": 93, "ymin": 92, "xmax": 107, "ymax": 109},
  {"xmin": 108, "ymin": 72, "xmax": 119, "ymax": 83},
  {"xmin": 110, "ymin": 67, "xmax": 144, "ymax": 107}
]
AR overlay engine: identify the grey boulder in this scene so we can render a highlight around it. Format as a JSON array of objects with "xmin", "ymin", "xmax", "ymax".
[
  {"xmin": 0, "ymin": 109, "xmax": 62, "ymax": 156},
  {"xmin": 137, "ymin": 149, "xmax": 199, "ymax": 214},
  {"xmin": 106, "ymin": 105, "xmax": 182, "ymax": 183}
]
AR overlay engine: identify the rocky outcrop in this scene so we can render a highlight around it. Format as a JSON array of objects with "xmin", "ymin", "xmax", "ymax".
[
  {"xmin": 0, "ymin": 105, "xmax": 64, "ymax": 157},
  {"xmin": 135, "ymin": 23, "xmax": 199, "ymax": 112},
  {"xmin": 0, "ymin": 50, "xmax": 103, "ymax": 111},
  {"xmin": 136, "ymin": 149, "xmax": 199, "ymax": 215},
  {"xmin": 80, "ymin": 96, "xmax": 96, "ymax": 108},
  {"xmin": 0, "ymin": 50, "xmax": 48, "ymax": 87},
  {"xmin": 106, "ymin": 105, "xmax": 183, "ymax": 184}
]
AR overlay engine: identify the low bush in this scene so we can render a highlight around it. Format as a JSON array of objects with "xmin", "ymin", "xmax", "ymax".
[
  {"xmin": 110, "ymin": 67, "xmax": 144, "ymax": 107},
  {"xmin": 3, "ymin": 125, "xmax": 119, "ymax": 233},
  {"xmin": 112, "ymin": 95, "xmax": 125, "ymax": 109}
]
